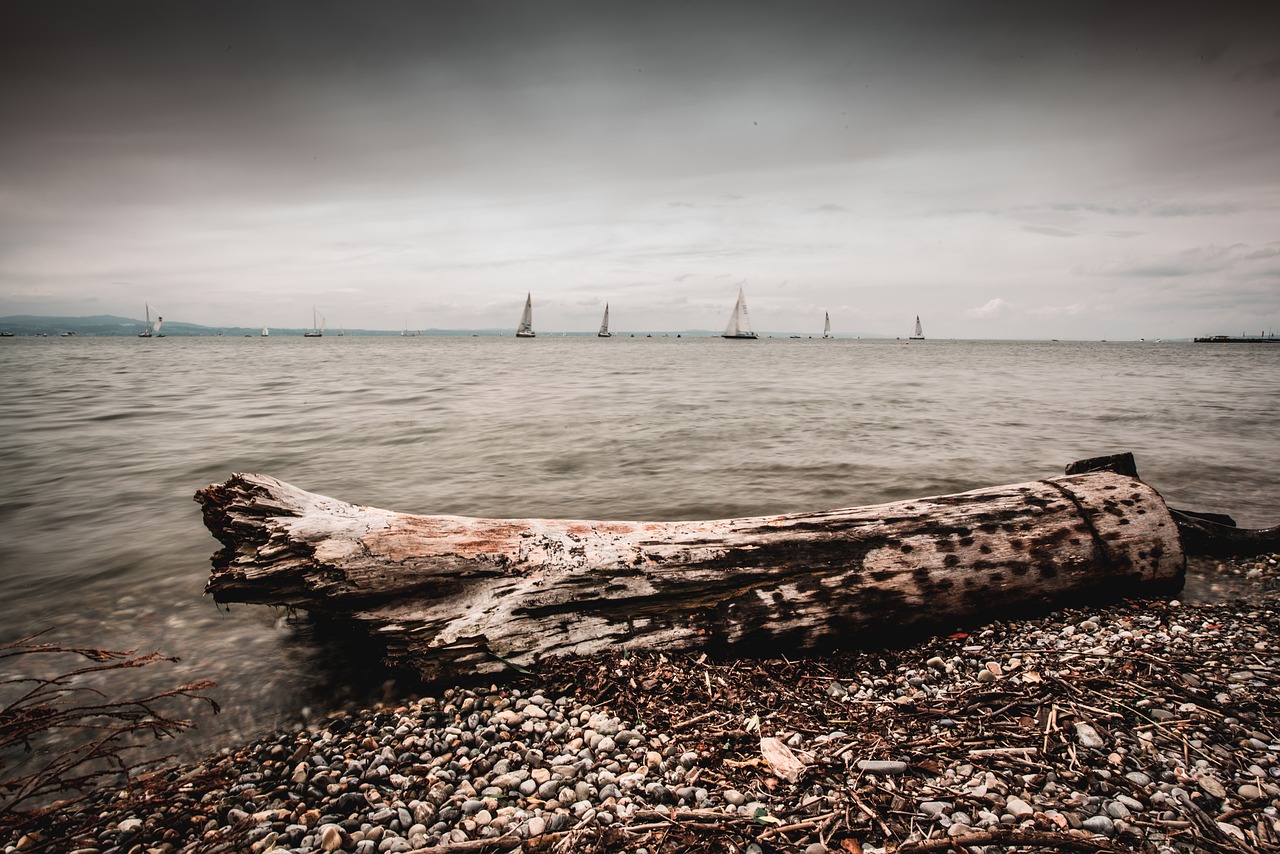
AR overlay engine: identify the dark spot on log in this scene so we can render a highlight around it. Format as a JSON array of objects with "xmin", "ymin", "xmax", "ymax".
[
  {"xmin": 1119, "ymin": 519, "xmax": 1130, "ymax": 526},
  {"xmin": 1070, "ymin": 538, "xmax": 1081, "ymax": 546},
  {"xmin": 1074, "ymin": 522, "xmax": 1090, "ymax": 533},
  {"xmin": 979, "ymin": 544, "xmax": 992, "ymax": 554},
  {"xmin": 1009, "ymin": 538, "xmax": 1024, "ymax": 551},
  {"xmin": 900, "ymin": 543, "xmax": 913, "ymax": 553},
  {"xmin": 979, "ymin": 522, "xmax": 999, "ymax": 533},
  {"xmin": 870, "ymin": 569, "xmax": 896, "ymax": 582},
  {"xmin": 1039, "ymin": 564, "xmax": 1058, "ymax": 579},
  {"xmin": 990, "ymin": 572, "xmax": 1004, "ymax": 583},
  {"xmin": 944, "ymin": 554, "xmax": 960, "ymax": 567},
  {"xmin": 934, "ymin": 539, "xmax": 956, "ymax": 553},
  {"xmin": 958, "ymin": 536, "xmax": 974, "ymax": 547},
  {"xmin": 1010, "ymin": 564, "xmax": 1029, "ymax": 577}
]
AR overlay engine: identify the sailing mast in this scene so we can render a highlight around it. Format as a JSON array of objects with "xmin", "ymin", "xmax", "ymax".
[
  {"xmin": 598, "ymin": 303, "xmax": 611, "ymax": 337},
  {"xmin": 822, "ymin": 312, "xmax": 831, "ymax": 339},
  {"xmin": 909, "ymin": 315, "xmax": 924, "ymax": 340},
  {"xmin": 516, "ymin": 294, "xmax": 536, "ymax": 338},
  {"xmin": 722, "ymin": 286, "xmax": 758, "ymax": 339},
  {"xmin": 138, "ymin": 304, "xmax": 152, "ymax": 338},
  {"xmin": 304, "ymin": 307, "xmax": 324, "ymax": 337}
]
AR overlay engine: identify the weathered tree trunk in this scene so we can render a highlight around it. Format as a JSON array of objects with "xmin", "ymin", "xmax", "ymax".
[
  {"xmin": 1065, "ymin": 452, "xmax": 1280, "ymax": 556},
  {"xmin": 196, "ymin": 470, "xmax": 1184, "ymax": 681}
]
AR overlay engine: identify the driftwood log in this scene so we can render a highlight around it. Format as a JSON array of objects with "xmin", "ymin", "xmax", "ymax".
[
  {"xmin": 1065, "ymin": 451, "xmax": 1280, "ymax": 557},
  {"xmin": 197, "ymin": 467, "xmax": 1185, "ymax": 681}
]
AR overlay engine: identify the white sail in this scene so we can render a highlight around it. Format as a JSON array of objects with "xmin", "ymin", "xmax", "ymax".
[
  {"xmin": 139, "ymin": 304, "xmax": 153, "ymax": 337},
  {"xmin": 598, "ymin": 303, "xmax": 611, "ymax": 337},
  {"xmin": 722, "ymin": 286, "xmax": 758, "ymax": 339},
  {"xmin": 910, "ymin": 315, "xmax": 924, "ymax": 340},
  {"xmin": 304, "ymin": 306, "xmax": 324, "ymax": 337},
  {"xmin": 153, "ymin": 314, "xmax": 163, "ymax": 335},
  {"xmin": 516, "ymin": 293, "xmax": 535, "ymax": 337},
  {"xmin": 823, "ymin": 311, "xmax": 831, "ymax": 338},
  {"xmin": 261, "ymin": 326, "xmax": 269, "ymax": 337}
]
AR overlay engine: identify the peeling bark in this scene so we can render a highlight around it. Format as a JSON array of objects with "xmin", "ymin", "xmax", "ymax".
[{"xmin": 196, "ymin": 468, "xmax": 1185, "ymax": 681}]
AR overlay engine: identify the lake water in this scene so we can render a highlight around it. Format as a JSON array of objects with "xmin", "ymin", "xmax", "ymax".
[{"xmin": 1, "ymin": 336, "xmax": 1277, "ymax": 759}]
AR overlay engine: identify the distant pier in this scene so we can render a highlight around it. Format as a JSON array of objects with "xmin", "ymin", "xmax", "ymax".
[{"xmin": 1193, "ymin": 334, "xmax": 1278, "ymax": 343}]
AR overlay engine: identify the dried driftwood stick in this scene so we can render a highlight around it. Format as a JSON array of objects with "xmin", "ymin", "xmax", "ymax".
[{"xmin": 196, "ymin": 464, "xmax": 1184, "ymax": 681}]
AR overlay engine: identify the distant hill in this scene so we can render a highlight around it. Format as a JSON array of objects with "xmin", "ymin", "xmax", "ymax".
[{"xmin": 0, "ymin": 315, "xmax": 478, "ymax": 337}]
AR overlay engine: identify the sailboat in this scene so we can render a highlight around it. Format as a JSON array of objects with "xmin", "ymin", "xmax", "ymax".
[
  {"xmin": 722, "ymin": 286, "xmax": 758, "ymax": 339},
  {"xmin": 138, "ymin": 304, "xmax": 163, "ymax": 338},
  {"xmin": 822, "ymin": 312, "xmax": 832, "ymax": 339},
  {"xmin": 597, "ymin": 303, "xmax": 612, "ymax": 338},
  {"xmin": 516, "ymin": 293, "xmax": 536, "ymax": 338},
  {"xmin": 261, "ymin": 327, "xmax": 269, "ymax": 337},
  {"xmin": 304, "ymin": 307, "xmax": 324, "ymax": 338},
  {"xmin": 909, "ymin": 315, "xmax": 925, "ymax": 340}
]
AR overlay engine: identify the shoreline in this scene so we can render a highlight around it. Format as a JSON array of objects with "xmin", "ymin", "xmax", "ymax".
[{"xmin": 5, "ymin": 555, "xmax": 1279, "ymax": 854}]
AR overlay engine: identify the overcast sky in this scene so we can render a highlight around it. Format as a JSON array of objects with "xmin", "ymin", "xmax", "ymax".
[{"xmin": 2, "ymin": 2, "xmax": 1278, "ymax": 338}]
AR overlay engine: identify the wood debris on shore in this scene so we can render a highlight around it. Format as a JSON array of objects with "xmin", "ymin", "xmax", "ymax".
[{"xmin": 5, "ymin": 557, "xmax": 1279, "ymax": 854}]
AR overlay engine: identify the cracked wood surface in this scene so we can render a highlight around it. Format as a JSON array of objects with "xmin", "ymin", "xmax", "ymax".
[{"xmin": 196, "ymin": 471, "xmax": 1184, "ymax": 681}]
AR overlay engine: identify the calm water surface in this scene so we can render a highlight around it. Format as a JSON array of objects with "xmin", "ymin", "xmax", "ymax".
[{"xmin": 1, "ymin": 336, "xmax": 1277, "ymax": 757}]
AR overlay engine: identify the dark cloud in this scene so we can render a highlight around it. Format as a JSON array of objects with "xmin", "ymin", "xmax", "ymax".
[
  {"xmin": 1234, "ymin": 56, "xmax": 1280, "ymax": 81},
  {"xmin": 3, "ymin": 2, "xmax": 1279, "ymax": 337},
  {"xmin": 1195, "ymin": 35, "xmax": 1232, "ymax": 64}
]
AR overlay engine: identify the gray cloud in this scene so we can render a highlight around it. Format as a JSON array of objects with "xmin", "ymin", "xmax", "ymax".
[
  {"xmin": 1075, "ymin": 244, "xmax": 1271, "ymax": 278},
  {"xmin": 1021, "ymin": 226, "xmax": 1078, "ymax": 238},
  {"xmin": 2, "ymin": 2, "xmax": 1279, "ymax": 339},
  {"xmin": 1234, "ymin": 56, "xmax": 1280, "ymax": 81}
]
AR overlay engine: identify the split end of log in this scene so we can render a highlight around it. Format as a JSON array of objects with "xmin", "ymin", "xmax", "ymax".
[{"xmin": 1062, "ymin": 453, "xmax": 1279, "ymax": 557}]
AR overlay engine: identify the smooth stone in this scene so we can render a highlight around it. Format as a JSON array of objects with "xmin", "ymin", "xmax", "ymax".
[
  {"xmin": 857, "ymin": 760, "xmax": 908, "ymax": 775},
  {"xmin": 319, "ymin": 824, "xmax": 344, "ymax": 852},
  {"xmin": 1198, "ymin": 776, "xmax": 1227, "ymax": 799},
  {"xmin": 1082, "ymin": 815, "xmax": 1115, "ymax": 836},
  {"xmin": 1005, "ymin": 797, "xmax": 1034, "ymax": 819},
  {"xmin": 1075, "ymin": 723, "xmax": 1104, "ymax": 749}
]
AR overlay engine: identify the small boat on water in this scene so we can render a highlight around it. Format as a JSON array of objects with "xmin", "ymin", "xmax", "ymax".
[
  {"xmin": 261, "ymin": 327, "xmax": 269, "ymax": 337},
  {"xmin": 516, "ymin": 293, "xmax": 536, "ymax": 338},
  {"xmin": 597, "ymin": 303, "xmax": 612, "ymax": 338},
  {"xmin": 822, "ymin": 312, "xmax": 832, "ymax": 339},
  {"xmin": 138, "ymin": 304, "xmax": 163, "ymax": 338},
  {"xmin": 909, "ymin": 315, "xmax": 925, "ymax": 340},
  {"xmin": 722, "ymin": 286, "xmax": 758, "ymax": 340},
  {"xmin": 304, "ymin": 307, "xmax": 324, "ymax": 338}
]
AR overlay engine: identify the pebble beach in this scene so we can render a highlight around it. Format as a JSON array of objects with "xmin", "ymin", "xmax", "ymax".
[{"xmin": 5, "ymin": 555, "xmax": 1280, "ymax": 854}]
